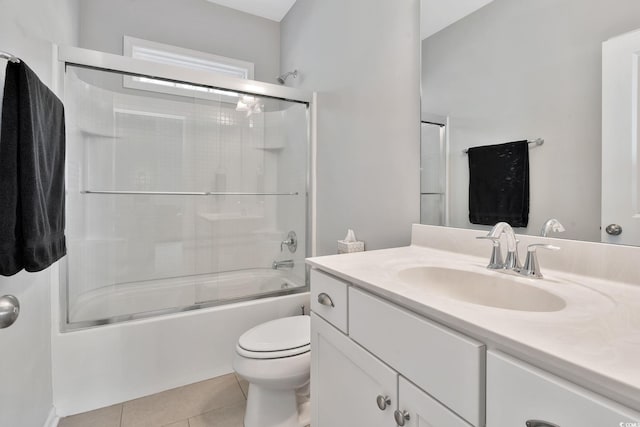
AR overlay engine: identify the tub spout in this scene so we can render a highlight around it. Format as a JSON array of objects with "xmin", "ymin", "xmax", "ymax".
[{"xmin": 272, "ymin": 259, "xmax": 294, "ymax": 270}]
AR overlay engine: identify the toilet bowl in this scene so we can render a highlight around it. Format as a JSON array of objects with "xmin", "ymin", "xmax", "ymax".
[{"xmin": 233, "ymin": 315, "xmax": 311, "ymax": 427}]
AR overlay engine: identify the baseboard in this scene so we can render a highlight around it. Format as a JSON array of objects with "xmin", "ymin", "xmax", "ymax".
[{"xmin": 43, "ymin": 407, "xmax": 59, "ymax": 427}]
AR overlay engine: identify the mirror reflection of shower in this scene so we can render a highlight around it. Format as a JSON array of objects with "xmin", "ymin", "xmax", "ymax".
[
  {"xmin": 277, "ymin": 69, "xmax": 298, "ymax": 85},
  {"xmin": 420, "ymin": 117, "xmax": 449, "ymax": 226}
]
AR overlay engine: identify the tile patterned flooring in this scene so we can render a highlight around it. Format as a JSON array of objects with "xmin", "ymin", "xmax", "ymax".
[{"xmin": 59, "ymin": 373, "xmax": 250, "ymax": 427}]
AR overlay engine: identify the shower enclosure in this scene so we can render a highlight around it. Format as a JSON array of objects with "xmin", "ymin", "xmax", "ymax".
[{"xmin": 59, "ymin": 47, "xmax": 312, "ymax": 330}]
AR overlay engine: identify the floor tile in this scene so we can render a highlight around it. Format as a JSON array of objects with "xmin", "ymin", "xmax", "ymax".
[
  {"xmin": 234, "ymin": 373, "xmax": 249, "ymax": 399},
  {"xmin": 188, "ymin": 402, "xmax": 246, "ymax": 427},
  {"xmin": 59, "ymin": 404, "xmax": 123, "ymax": 427},
  {"xmin": 121, "ymin": 374, "xmax": 245, "ymax": 427}
]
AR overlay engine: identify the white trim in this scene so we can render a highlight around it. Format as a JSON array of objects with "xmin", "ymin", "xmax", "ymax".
[
  {"xmin": 310, "ymin": 93, "xmax": 318, "ymax": 257},
  {"xmin": 444, "ymin": 116, "xmax": 451, "ymax": 226},
  {"xmin": 57, "ymin": 45, "xmax": 312, "ymax": 104},
  {"xmin": 43, "ymin": 407, "xmax": 59, "ymax": 427}
]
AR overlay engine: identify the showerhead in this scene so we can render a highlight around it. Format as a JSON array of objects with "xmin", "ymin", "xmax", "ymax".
[{"xmin": 277, "ymin": 70, "xmax": 298, "ymax": 85}]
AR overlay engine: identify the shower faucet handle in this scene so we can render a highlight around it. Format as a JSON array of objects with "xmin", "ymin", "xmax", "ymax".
[{"xmin": 280, "ymin": 231, "xmax": 298, "ymax": 253}]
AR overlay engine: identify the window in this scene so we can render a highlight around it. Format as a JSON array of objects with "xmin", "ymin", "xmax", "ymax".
[{"xmin": 123, "ymin": 36, "xmax": 254, "ymax": 101}]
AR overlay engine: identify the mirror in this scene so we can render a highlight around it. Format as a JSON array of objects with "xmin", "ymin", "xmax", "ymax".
[{"xmin": 420, "ymin": 0, "xmax": 640, "ymax": 245}]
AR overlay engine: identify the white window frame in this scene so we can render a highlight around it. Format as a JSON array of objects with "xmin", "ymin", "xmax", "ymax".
[{"xmin": 122, "ymin": 36, "xmax": 255, "ymax": 102}]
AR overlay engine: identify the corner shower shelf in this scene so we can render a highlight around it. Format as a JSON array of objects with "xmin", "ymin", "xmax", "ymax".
[{"xmin": 81, "ymin": 190, "xmax": 300, "ymax": 196}]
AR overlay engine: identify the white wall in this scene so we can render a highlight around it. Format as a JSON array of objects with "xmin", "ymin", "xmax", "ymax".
[
  {"xmin": 422, "ymin": 0, "xmax": 640, "ymax": 242},
  {"xmin": 0, "ymin": 1, "xmax": 79, "ymax": 426},
  {"xmin": 78, "ymin": 0, "xmax": 281, "ymax": 83},
  {"xmin": 280, "ymin": 0, "xmax": 421, "ymax": 255}
]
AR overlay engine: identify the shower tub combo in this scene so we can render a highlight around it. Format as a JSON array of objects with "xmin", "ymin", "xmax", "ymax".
[{"xmin": 51, "ymin": 45, "xmax": 314, "ymax": 416}]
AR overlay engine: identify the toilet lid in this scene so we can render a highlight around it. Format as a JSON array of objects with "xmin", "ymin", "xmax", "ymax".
[{"xmin": 238, "ymin": 315, "xmax": 310, "ymax": 353}]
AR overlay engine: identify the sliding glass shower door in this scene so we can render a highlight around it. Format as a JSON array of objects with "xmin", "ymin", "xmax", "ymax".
[{"xmin": 63, "ymin": 65, "xmax": 309, "ymax": 328}]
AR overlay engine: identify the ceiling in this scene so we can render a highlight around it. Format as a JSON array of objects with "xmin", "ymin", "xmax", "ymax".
[
  {"xmin": 206, "ymin": 0, "xmax": 494, "ymax": 39},
  {"xmin": 205, "ymin": 0, "xmax": 297, "ymax": 22},
  {"xmin": 421, "ymin": 0, "xmax": 494, "ymax": 39}
]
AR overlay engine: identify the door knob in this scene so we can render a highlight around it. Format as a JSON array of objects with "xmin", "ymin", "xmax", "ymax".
[
  {"xmin": 605, "ymin": 224, "xmax": 622, "ymax": 235},
  {"xmin": 0, "ymin": 295, "xmax": 20, "ymax": 329}
]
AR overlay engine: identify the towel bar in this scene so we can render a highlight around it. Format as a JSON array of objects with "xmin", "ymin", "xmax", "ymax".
[
  {"xmin": 463, "ymin": 138, "xmax": 544, "ymax": 154},
  {"xmin": 0, "ymin": 51, "xmax": 20, "ymax": 63}
]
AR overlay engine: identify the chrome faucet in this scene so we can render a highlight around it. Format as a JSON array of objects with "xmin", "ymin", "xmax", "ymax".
[
  {"xmin": 540, "ymin": 218, "xmax": 565, "ymax": 237},
  {"xmin": 478, "ymin": 222, "xmax": 522, "ymax": 271},
  {"xmin": 518, "ymin": 244, "xmax": 560, "ymax": 279},
  {"xmin": 272, "ymin": 259, "xmax": 294, "ymax": 270},
  {"xmin": 280, "ymin": 231, "xmax": 298, "ymax": 253}
]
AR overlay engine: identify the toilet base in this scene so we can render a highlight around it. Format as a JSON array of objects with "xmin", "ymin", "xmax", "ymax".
[{"xmin": 245, "ymin": 383, "xmax": 306, "ymax": 427}]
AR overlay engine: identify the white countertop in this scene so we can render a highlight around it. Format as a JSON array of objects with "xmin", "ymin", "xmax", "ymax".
[{"xmin": 307, "ymin": 243, "xmax": 640, "ymax": 411}]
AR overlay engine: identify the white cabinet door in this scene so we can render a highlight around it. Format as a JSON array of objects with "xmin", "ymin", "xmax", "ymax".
[
  {"xmin": 487, "ymin": 351, "xmax": 640, "ymax": 427},
  {"xmin": 398, "ymin": 377, "xmax": 472, "ymax": 427},
  {"xmin": 311, "ymin": 313, "xmax": 398, "ymax": 427}
]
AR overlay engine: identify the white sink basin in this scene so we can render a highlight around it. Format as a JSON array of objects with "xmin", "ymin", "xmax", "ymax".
[{"xmin": 397, "ymin": 266, "xmax": 566, "ymax": 312}]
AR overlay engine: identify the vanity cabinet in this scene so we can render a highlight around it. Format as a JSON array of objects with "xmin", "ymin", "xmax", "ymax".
[
  {"xmin": 310, "ymin": 267, "xmax": 640, "ymax": 427},
  {"xmin": 310, "ymin": 269, "xmax": 482, "ymax": 427},
  {"xmin": 349, "ymin": 287, "xmax": 485, "ymax": 426},
  {"xmin": 487, "ymin": 351, "xmax": 639, "ymax": 427}
]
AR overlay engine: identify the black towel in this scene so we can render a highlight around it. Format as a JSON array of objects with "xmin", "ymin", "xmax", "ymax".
[
  {"xmin": 468, "ymin": 140, "xmax": 529, "ymax": 227},
  {"xmin": 0, "ymin": 61, "xmax": 66, "ymax": 276}
]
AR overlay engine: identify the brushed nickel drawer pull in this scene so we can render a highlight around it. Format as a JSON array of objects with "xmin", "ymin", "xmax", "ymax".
[
  {"xmin": 526, "ymin": 420, "xmax": 560, "ymax": 427},
  {"xmin": 317, "ymin": 292, "xmax": 335, "ymax": 307}
]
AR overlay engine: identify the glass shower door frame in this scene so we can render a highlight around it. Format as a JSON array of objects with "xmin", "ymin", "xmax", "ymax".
[{"xmin": 54, "ymin": 45, "xmax": 315, "ymax": 331}]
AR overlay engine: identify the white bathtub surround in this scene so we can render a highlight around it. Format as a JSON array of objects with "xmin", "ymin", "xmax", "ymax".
[
  {"xmin": 52, "ymin": 273, "xmax": 309, "ymax": 416},
  {"xmin": 306, "ymin": 224, "xmax": 640, "ymax": 412}
]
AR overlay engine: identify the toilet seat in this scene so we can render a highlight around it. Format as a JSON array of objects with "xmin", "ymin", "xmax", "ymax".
[
  {"xmin": 237, "ymin": 315, "xmax": 310, "ymax": 360},
  {"xmin": 237, "ymin": 343, "xmax": 310, "ymax": 359}
]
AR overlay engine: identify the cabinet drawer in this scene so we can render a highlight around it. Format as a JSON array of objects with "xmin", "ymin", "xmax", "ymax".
[
  {"xmin": 311, "ymin": 269, "xmax": 348, "ymax": 333},
  {"xmin": 349, "ymin": 287, "xmax": 485, "ymax": 427},
  {"xmin": 487, "ymin": 351, "xmax": 640, "ymax": 427},
  {"xmin": 399, "ymin": 376, "xmax": 471, "ymax": 427}
]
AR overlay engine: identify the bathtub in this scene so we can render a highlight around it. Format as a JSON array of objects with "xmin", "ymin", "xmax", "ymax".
[
  {"xmin": 51, "ymin": 264, "xmax": 309, "ymax": 416},
  {"xmin": 68, "ymin": 268, "xmax": 306, "ymax": 325}
]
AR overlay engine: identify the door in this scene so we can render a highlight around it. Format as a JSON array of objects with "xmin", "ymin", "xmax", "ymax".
[
  {"xmin": 310, "ymin": 313, "xmax": 397, "ymax": 427},
  {"xmin": 602, "ymin": 28, "xmax": 640, "ymax": 245},
  {"xmin": 397, "ymin": 377, "xmax": 472, "ymax": 427}
]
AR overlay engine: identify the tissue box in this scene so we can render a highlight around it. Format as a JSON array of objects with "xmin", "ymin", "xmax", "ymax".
[{"xmin": 337, "ymin": 240, "xmax": 365, "ymax": 254}]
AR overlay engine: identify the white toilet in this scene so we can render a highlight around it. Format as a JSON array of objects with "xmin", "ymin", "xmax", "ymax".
[{"xmin": 233, "ymin": 315, "xmax": 311, "ymax": 427}]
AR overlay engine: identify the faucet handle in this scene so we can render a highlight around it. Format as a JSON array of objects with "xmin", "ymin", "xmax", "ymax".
[
  {"xmin": 519, "ymin": 244, "xmax": 560, "ymax": 279},
  {"xmin": 477, "ymin": 236, "xmax": 504, "ymax": 269}
]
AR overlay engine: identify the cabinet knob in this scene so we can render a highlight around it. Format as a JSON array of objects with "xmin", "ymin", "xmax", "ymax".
[
  {"xmin": 526, "ymin": 420, "xmax": 560, "ymax": 427},
  {"xmin": 317, "ymin": 292, "xmax": 334, "ymax": 307},
  {"xmin": 394, "ymin": 409, "xmax": 410, "ymax": 426},
  {"xmin": 376, "ymin": 395, "xmax": 391, "ymax": 410}
]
